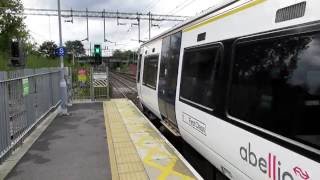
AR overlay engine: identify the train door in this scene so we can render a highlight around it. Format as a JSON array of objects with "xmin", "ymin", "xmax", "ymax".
[
  {"xmin": 136, "ymin": 53, "xmax": 143, "ymax": 100},
  {"xmin": 158, "ymin": 31, "xmax": 182, "ymax": 130}
]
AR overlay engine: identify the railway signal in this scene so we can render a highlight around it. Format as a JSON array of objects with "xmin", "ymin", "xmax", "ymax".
[
  {"xmin": 94, "ymin": 44, "xmax": 102, "ymax": 65},
  {"xmin": 10, "ymin": 40, "xmax": 26, "ymax": 67}
]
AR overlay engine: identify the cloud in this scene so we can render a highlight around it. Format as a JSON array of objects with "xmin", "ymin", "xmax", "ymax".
[{"xmin": 22, "ymin": 0, "xmax": 223, "ymax": 51}]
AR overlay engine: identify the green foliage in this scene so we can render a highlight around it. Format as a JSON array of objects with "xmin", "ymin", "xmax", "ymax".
[
  {"xmin": 0, "ymin": 0, "xmax": 75, "ymax": 71},
  {"xmin": 0, "ymin": 0, "xmax": 28, "ymax": 51},
  {"xmin": 38, "ymin": 41, "xmax": 58, "ymax": 59},
  {"xmin": 0, "ymin": 53, "xmax": 11, "ymax": 71},
  {"xmin": 0, "ymin": 54, "xmax": 72, "ymax": 71},
  {"xmin": 25, "ymin": 41, "xmax": 40, "ymax": 55},
  {"xmin": 119, "ymin": 63, "xmax": 129, "ymax": 72},
  {"xmin": 112, "ymin": 49, "xmax": 137, "ymax": 61},
  {"xmin": 65, "ymin": 40, "xmax": 85, "ymax": 57},
  {"xmin": 26, "ymin": 54, "xmax": 68, "ymax": 69}
]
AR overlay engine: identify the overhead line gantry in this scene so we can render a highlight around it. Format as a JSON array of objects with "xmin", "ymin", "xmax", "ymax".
[
  {"xmin": 8, "ymin": 8, "xmax": 189, "ymax": 22},
  {"xmin": 1, "ymin": 7, "xmax": 189, "ymax": 42}
]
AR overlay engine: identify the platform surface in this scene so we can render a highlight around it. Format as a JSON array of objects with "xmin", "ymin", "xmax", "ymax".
[
  {"xmin": 103, "ymin": 99, "xmax": 201, "ymax": 180},
  {"xmin": 6, "ymin": 103, "xmax": 110, "ymax": 180}
]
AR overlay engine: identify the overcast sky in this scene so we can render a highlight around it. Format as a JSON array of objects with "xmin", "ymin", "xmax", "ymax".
[{"xmin": 22, "ymin": 0, "xmax": 224, "ymax": 55}]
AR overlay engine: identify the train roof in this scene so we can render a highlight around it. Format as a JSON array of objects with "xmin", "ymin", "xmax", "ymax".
[{"xmin": 141, "ymin": 0, "xmax": 238, "ymax": 46}]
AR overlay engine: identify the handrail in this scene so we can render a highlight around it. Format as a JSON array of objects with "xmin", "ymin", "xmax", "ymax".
[{"xmin": 0, "ymin": 70, "xmax": 60, "ymax": 83}]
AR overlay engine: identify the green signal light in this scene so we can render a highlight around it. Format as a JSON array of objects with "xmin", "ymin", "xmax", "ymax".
[{"xmin": 94, "ymin": 44, "xmax": 101, "ymax": 55}]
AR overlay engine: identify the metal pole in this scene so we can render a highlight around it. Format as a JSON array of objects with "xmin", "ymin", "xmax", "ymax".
[
  {"xmin": 86, "ymin": 8, "xmax": 89, "ymax": 41},
  {"xmin": 103, "ymin": 9, "xmax": 106, "ymax": 42},
  {"xmin": 58, "ymin": 0, "xmax": 68, "ymax": 114},
  {"xmin": 48, "ymin": 15, "xmax": 52, "ymax": 40},
  {"xmin": 137, "ymin": 14, "xmax": 141, "ymax": 43},
  {"xmin": 90, "ymin": 67, "xmax": 94, "ymax": 101},
  {"xmin": 134, "ymin": 51, "xmax": 136, "ymax": 63},
  {"xmin": 72, "ymin": 52, "xmax": 75, "ymax": 65},
  {"xmin": 71, "ymin": 8, "xmax": 73, "ymax": 23},
  {"xmin": 148, "ymin": 12, "xmax": 151, "ymax": 40}
]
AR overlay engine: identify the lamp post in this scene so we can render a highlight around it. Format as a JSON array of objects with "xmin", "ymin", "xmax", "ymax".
[{"xmin": 58, "ymin": 0, "xmax": 68, "ymax": 114}]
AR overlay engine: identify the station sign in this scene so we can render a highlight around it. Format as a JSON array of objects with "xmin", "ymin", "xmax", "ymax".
[
  {"xmin": 78, "ymin": 68, "xmax": 87, "ymax": 83},
  {"xmin": 93, "ymin": 73, "xmax": 107, "ymax": 80},
  {"xmin": 55, "ymin": 47, "xmax": 66, "ymax": 57},
  {"xmin": 22, "ymin": 78, "xmax": 29, "ymax": 96}
]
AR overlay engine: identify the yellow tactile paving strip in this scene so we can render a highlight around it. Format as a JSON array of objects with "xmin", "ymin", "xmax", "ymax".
[{"xmin": 103, "ymin": 99, "xmax": 199, "ymax": 180}]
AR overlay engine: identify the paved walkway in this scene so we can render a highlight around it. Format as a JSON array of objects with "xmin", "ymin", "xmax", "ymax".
[{"xmin": 6, "ymin": 103, "xmax": 110, "ymax": 180}]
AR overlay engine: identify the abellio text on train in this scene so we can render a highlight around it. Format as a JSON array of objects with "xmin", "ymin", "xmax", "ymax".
[{"xmin": 240, "ymin": 143, "xmax": 310, "ymax": 180}]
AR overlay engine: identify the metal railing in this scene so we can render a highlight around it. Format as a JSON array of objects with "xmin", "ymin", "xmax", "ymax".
[{"xmin": 0, "ymin": 68, "xmax": 61, "ymax": 163}]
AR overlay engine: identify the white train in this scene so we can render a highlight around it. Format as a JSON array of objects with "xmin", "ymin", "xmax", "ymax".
[{"xmin": 136, "ymin": 0, "xmax": 320, "ymax": 179}]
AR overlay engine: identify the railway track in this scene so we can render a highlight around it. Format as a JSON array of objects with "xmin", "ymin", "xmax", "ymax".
[
  {"xmin": 109, "ymin": 72, "xmax": 140, "ymax": 106},
  {"xmin": 111, "ymin": 72, "xmax": 136, "ymax": 89},
  {"xmin": 112, "ymin": 71, "xmax": 136, "ymax": 82},
  {"xmin": 110, "ymin": 72, "xmax": 137, "ymax": 92}
]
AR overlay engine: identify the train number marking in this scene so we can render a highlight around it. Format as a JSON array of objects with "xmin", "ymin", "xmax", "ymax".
[{"xmin": 182, "ymin": 113, "xmax": 206, "ymax": 136}]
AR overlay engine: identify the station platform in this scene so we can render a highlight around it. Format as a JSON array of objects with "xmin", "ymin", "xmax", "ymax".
[
  {"xmin": 2, "ymin": 99, "xmax": 201, "ymax": 180},
  {"xmin": 103, "ymin": 99, "xmax": 201, "ymax": 180}
]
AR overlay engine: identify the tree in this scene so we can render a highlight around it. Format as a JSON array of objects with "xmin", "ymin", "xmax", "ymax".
[
  {"xmin": 0, "ymin": 0, "xmax": 28, "ymax": 51},
  {"xmin": 38, "ymin": 41, "xmax": 57, "ymax": 58},
  {"xmin": 112, "ymin": 49, "xmax": 123, "ymax": 59},
  {"xmin": 25, "ymin": 40, "xmax": 40, "ymax": 56},
  {"xmin": 65, "ymin": 40, "xmax": 85, "ymax": 57},
  {"xmin": 113, "ymin": 49, "xmax": 136, "ymax": 61}
]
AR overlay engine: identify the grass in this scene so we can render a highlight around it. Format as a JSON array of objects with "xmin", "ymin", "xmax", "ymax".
[
  {"xmin": 26, "ymin": 55, "xmax": 61, "ymax": 69},
  {"xmin": 0, "ymin": 52, "xmax": 72, "ymax": 71}
]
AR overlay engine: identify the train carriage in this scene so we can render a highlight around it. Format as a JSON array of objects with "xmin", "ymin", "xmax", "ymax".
[{"xmin": 137, "ymin": 0, "xmax": 320, "ymax": 179}]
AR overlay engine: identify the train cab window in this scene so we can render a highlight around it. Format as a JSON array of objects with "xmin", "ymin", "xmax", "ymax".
[
  {"xmin": 143, "ymin": 54, "xmax": 159, "ymax": 89},
  {"xmin": 180, "ymin": 44, "xmax": 222, "ymax": 111},
  {"xmin": 228, "ymin": 32, "xmax": 320, "ymax": 150}
]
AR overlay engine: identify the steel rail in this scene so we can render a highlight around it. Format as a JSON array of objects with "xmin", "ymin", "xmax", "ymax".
[{"xmin": 110, "ymin": 72, "xmax": 137, "ymax": 92}]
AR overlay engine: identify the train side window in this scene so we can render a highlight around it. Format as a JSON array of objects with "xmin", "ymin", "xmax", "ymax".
[
  {"xmin": 180, "ymin": 44, "xmax": 222, "ymax": 111},
  {"xmin": 143, "ymin": 54, "xmax": 159, "ymax": 90},
  {"xmin": 228, "ymin": 32, "xmax": 320, "ymax": 150},
  {"xmin": 137, "ymin": 54, "xmax": 142, "ymax": 83}
]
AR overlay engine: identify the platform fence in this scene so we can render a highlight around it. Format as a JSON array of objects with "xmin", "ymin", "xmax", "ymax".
[
  {"xmin": 0, "ymin": 68, "xmax": 61, "ymax": 164},
  {"xmin": 71, "ymin": 66, "xmax": 109, "ymax": 101}
]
